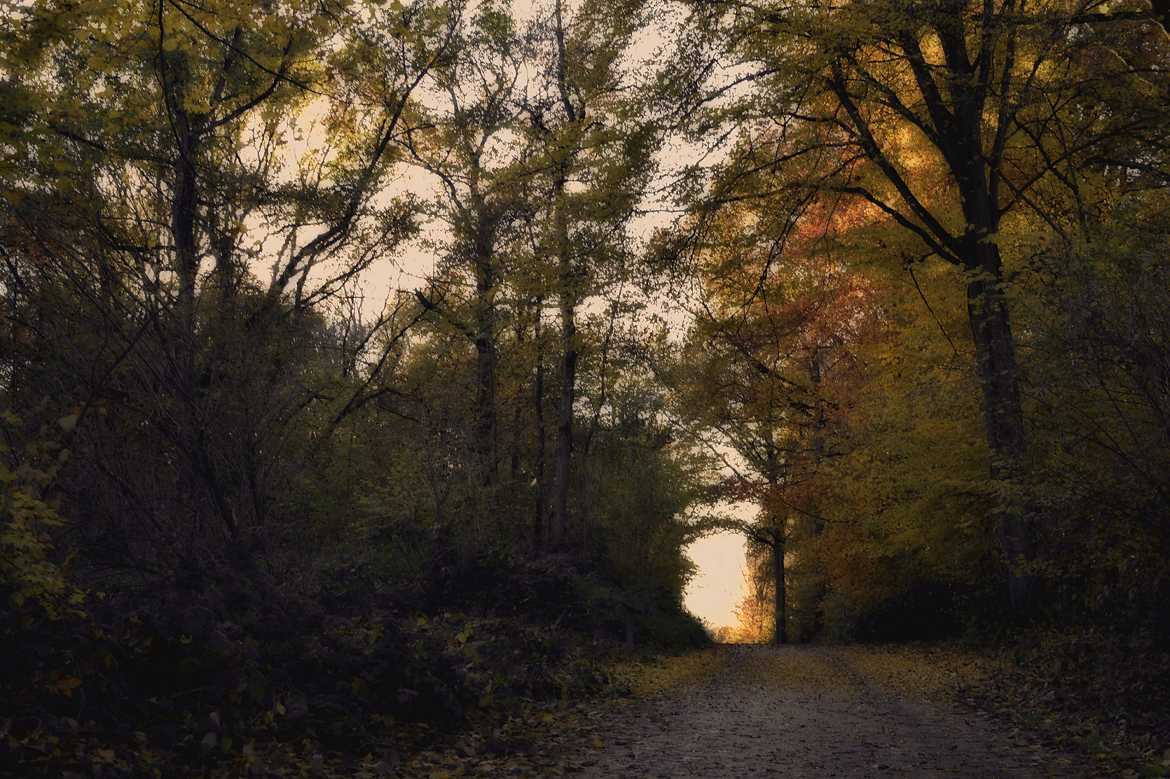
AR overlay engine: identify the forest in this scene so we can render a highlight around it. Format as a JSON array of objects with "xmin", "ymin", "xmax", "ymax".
[{"xmin": 1, "ymin": 0, "xmax": 1169, "ymax": 775}]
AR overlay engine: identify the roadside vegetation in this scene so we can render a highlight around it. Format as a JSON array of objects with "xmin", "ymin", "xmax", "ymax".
[{"xmin": 2, "ymin": 0, "xmax": 1169, "ymax": 775}]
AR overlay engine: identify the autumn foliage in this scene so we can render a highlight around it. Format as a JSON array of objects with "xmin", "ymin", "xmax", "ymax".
[{"xmin": 2, "ymin": 0, "xmax": 1170, "ymax": 774}]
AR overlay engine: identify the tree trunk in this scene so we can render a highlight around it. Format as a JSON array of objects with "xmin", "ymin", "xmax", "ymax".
[
  {"xmin": 808, "ymin": 347, "xmax": 827, "ymax": 464},
  {"xmin": 510, "ymin": 319, "xmax": 525, "ymax": 483},
  {"xmin": 533, "ymin": 297, "xmax": 547, "ymax": 550},
  {"xmin": 948, "ymin": 72, "xmax": 1036, "ymax": 612},
  {"xmin": 549, "ymin": 0, "xmax": 581, "ymax": 550},
  {"xmin": 762, "ymin": 442, "xmax": 787, "ymax": 645},
  {"xmin": 474, "ymin": 332, "xmax": 497, "ymax": 487},
  {"xmin": 550, "ymin": 171, "xmax": 576, "ymax": 548},
  {"xmin": 166, "ymin": 70, "xmax": 244, "ymax": 543},
  {"xmin": 806, "ymin": 348, "xmax": 828, "ymax": 635},
  {"xmin": 965, "ymin": 245, "xmax": 1034, "ymax": 612},
  {"xmin": 473, "ymin": 246, "xmax": 498, "ymax": 489},
  {"xmin": 551, "ymin": 291, "xmax": 576, "ymax": 546},
  {"xmin": 171, "ymin": 119, "xmax": 199, "ymax": 390},
  {"xmin": 772, "ymin": 537, "xmax": 786, "ymax": 646}
]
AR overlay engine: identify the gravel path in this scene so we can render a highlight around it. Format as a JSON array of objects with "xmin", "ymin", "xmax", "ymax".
[{"xmin": 572, "ymin": 645, "xmax": 1083, "ymax": 778}]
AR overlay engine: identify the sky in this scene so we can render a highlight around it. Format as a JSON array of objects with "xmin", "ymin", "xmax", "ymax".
[{"xmin": 684, "ymin": 531, "xmax": 746, "ymax": 628}]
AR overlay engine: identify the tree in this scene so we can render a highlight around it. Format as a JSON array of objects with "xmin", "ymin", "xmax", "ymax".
[
  {"xmin": 521, "ymin": 0, "xmax": 655, "ymax": 547},
  {"xmin": 0, "ymin": 0, "xmax": 459, "ymax": 589},
  {"xmin": 664, "ymin": 181, "xmax": 874, "ymax": 643},
  {"xmin": 404, "ymin": 1, "xmax": 534, "ymax": 489},
  {"xmin": 664, "ymin": 0, "xmax": 1170, "ymax": 611}
]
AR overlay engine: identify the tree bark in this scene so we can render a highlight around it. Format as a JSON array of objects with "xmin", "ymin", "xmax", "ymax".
[
  {"xmin": 549, "ymin": 0, "xmax": 579, "ymax": 550},
  {"xmin": 550, "ymin": 167, "xmax": 576, "ymax": 548},
  {"xmin": 533, "ymin": 296, "xmax": 547, "ymax": 550},
  {"xmin": 764, "ymin": 443, "xmax": 786, "ymax": 645},
  {"xmin": 170, "ymin": 108, "xmax": 199, "ymax": 392},
  {"xmin": 826, "ymin": 9, "xmax": 1044, "ymax": 614},
  {"xmin": 510, "ymin": 318, "xmax": 526, "ymax": 483},
  {"xmin": 947, "ymin": 20, "xmax": 1036, "ymax": 613},
  {"xmin": 955, "ymin": 107, "xmax": 1033, "ymax": 610},
  {"xmin": 772, "ymin": 535, "xmax": 786, "ymax": 645},
  {"xmin": 806, "ymin": 348, "xmax": 828, "ymax": 635},
  {"xmin": 551, "ymin": 275, "xmax": 577, "ymax": 547},
  {"xmin": 473, "ymin": 245, "xmax": 498, "ymax": 488},
  {"xmin": 808, "ymin": 347, "xmax": 827, "ymax": 464},
  {"xmin": 165, "ymin": 60, "xmax": 241, "ymax": 542},
  {"xmin": 965, "ymin": 246, "xmax": 1034, "ymax": 611}
]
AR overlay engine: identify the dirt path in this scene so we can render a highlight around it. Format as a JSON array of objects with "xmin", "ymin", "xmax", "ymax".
[{"xmin": 570, "ymin": 645, "xmax": 1083, "ymax": 778}]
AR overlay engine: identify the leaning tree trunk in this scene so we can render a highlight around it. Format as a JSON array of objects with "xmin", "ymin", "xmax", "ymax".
[{"xmin": 965, "ymin": 242, "xmax": 1034, "ymax": 612}]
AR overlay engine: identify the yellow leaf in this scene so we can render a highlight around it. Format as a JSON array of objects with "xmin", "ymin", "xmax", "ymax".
[{"xmin": 48, "ymin": 675, "xmax": 82, "ymax": 697}]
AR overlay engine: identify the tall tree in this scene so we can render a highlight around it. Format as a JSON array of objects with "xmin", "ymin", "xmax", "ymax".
[
  {"xmin": 405, "ymin": 1, "xmax": 533, "ymax": 489},
  {"xmin": 665, "ymin": 0, "xmax": 1170, "ymax": 611},
  {"xmin": 523, "ymin": 0, "xmax": 654, "ymax": 546}
]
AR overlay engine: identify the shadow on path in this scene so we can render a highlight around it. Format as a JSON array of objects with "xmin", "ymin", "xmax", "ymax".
[{"xmin": 571, "ymin": 645, "xmax": 1082, "ymax": 778}]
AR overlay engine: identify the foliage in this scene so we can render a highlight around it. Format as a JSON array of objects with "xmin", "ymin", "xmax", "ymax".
[
  {"xmin": 663, "ymin": 0, "xmax": 1170, "ymax": 648},
  {"xmin": 1, "ymin": 0, "xmax": 1169, "ymax": 773},
  {"xmin": 968, "ymin": 628, "xmax": 1170, "ymax": 775},
  {"xmin": 0, "ymin": 417, "xmax": 82, "ymax": 621}
]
